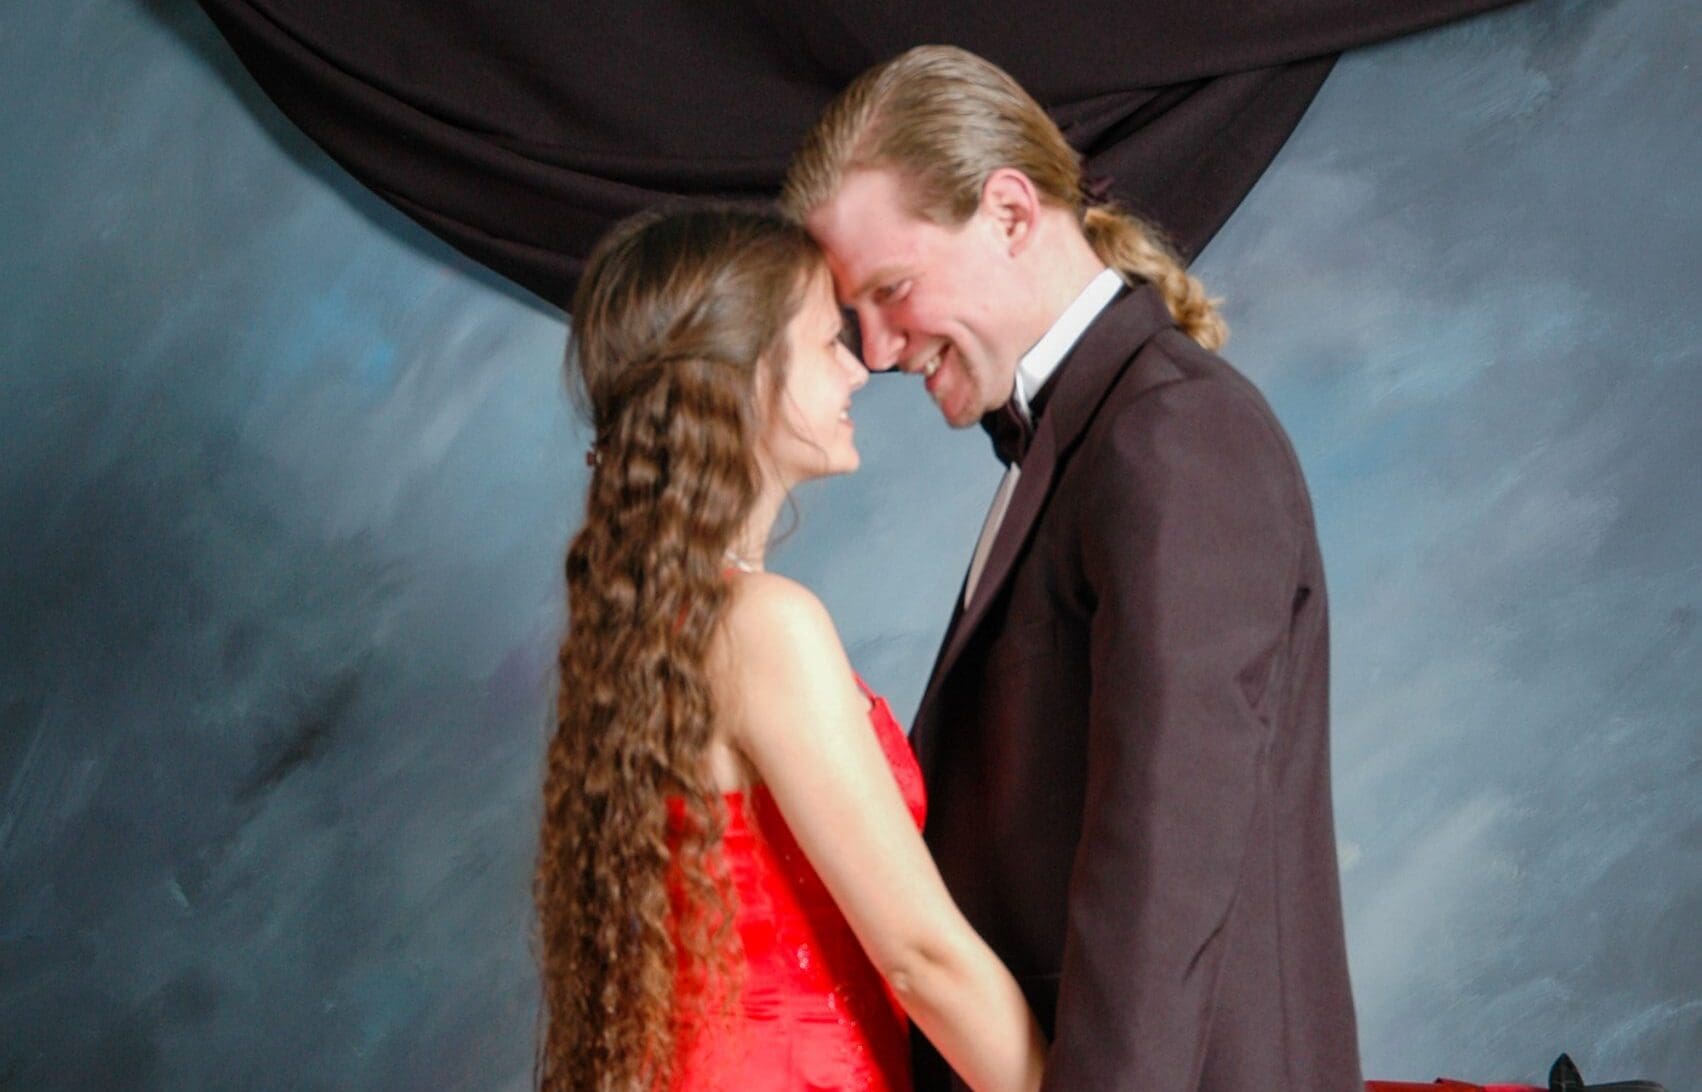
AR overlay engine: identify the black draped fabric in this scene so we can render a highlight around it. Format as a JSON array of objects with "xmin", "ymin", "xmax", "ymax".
[{"xmin": 196, "ymin": 1, "xmax": 1522, "ymax": 309}]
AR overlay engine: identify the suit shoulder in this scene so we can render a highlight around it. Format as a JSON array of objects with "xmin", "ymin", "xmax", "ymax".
[
  {"xmin": 1112, "ymin": 329, "xmax": 1266, "ymax": 408},
  {"xmin": 1081, "ymin": 356, "xmax": 1315, "ymax": 541},
  {"xmin": 1105, "ymin": 337, "xmax": 1300, "ymax": 467}
]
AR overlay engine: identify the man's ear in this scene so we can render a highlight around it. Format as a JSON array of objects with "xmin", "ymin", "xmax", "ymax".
[{"xmin": 978, "ymin": 167, "xmax": 1041, "ymax": 256}]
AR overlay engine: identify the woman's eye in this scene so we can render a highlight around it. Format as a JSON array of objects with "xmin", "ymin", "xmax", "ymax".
[{"xmin": 838, "ymin": 310, "xmax": 863, "ymax": 355}]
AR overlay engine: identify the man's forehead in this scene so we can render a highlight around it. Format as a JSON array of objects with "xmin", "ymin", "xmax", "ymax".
[
  {"xmin": 811, "ymin": 168, "xmax": 918, "ymax": 225},
  {"xmin": 816, "ymin": 165, "xmax": 911, "ymax": 222},
  {"xmin": 808, "ymin": 173, "xmax": 927, "ymax": 300},
  {"xmin": 817, "ymin": 241, "xmax": 906, "ymax": 306}
]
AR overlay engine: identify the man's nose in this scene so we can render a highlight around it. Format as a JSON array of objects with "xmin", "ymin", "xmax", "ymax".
[{"xmin": 858, "ymin": 314, "xmax": 905, "ymax": 372}]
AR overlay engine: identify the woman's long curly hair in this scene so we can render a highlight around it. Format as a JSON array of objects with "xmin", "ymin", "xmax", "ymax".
[{"xmin": 535, "ymin": 205, "xmax": 821, "ymax": 1091}]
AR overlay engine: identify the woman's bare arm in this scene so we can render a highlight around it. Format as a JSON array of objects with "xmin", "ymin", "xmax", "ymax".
[{"xmin": 711, "ymin": 572, "xmax": 1045, "ymax": 1092}]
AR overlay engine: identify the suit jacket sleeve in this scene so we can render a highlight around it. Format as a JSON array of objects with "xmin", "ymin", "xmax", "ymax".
[{"xmin": 1041, "ymin": 372, "xmax": 1307, "ymax": 1089}]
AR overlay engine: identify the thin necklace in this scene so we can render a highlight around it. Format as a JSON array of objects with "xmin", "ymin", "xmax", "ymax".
[{"xmin": 723, "ymin": 550, "xmax": 759, "ymax": 573}]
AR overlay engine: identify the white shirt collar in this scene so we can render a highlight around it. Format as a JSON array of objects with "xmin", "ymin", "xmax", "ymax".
[{"xmin": 1012, "ymin": 266, "xmax": 1124, "ymax": 420}]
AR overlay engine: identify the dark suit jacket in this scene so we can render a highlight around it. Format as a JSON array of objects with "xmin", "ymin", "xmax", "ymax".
[{"xmin": 910, "ymin": 284, "xmax": 1362, "ymax": 1091}]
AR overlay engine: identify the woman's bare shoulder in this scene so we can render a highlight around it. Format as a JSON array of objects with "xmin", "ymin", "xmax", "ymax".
[
  {"xmin": 720, "ymin": 571, "xmax": 839, "ymax": 655},
  {"xmin": 712, "ymin": 571, "xmax": 858, "ymax": 739}
]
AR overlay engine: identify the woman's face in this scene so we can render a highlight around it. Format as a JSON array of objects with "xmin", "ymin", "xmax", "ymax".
[{"xmin": 759, "ymin": 267, "xmax": 869, "ymax": 489}]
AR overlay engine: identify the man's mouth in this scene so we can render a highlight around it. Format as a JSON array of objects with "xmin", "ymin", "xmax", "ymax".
[{"xmin": 913, "ymin": 344, "xmax": 944, "ymax": 378}]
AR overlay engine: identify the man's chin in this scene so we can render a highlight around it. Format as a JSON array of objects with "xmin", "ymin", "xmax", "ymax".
[
  {"xmin": 925, "ymin": 387, "xmax": 975, "ymax": 428},
  {"xmin": 936, "ymin": 401, "xmax": 984, "ymax": 430}
]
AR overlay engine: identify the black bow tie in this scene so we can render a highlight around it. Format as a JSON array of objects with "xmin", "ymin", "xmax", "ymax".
[{"xmin": 981, "ymin": 397, "xmax": 1033, "ymax": 467}]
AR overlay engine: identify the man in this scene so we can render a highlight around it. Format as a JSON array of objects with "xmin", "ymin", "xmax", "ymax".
[{"xmin": 783, "ymin": 46, "xmax": 1363, "ymax": 1091}]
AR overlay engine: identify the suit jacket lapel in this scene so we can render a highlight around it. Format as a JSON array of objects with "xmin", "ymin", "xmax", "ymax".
[{"xmin": 911, "ymin": 284, "xmax": 1176, "ymax": 771}]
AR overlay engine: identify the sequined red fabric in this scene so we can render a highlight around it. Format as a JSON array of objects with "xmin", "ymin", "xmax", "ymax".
[{"xmin": 669, "ymin": 677, "xmax": 923, "ymax": 1091}]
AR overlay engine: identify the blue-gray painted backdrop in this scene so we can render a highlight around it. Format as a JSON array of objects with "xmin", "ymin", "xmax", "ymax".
[{"xmin": 2, "ymin": 0, "xmax": 1697, "ymax": 1087}]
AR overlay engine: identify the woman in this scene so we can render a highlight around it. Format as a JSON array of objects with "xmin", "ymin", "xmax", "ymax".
[{"xmin": 534, "ymin": 206, "xmax": 1047, "ymax": 1092}]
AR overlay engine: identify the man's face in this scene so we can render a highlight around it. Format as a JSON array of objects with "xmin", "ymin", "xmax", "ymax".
[{"xmin": 804, "ymin": 167, "xmax": 1025, "ymax": 429}]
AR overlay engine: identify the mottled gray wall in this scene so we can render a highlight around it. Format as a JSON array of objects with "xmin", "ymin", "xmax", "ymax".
[
  {"xmin": 1200, "ymin": 3, "xmax": 1702, "ymax": 1079},
  {"xmin": 2, "ymin": 0, "xmax": 1696, "ymax": 1088}
]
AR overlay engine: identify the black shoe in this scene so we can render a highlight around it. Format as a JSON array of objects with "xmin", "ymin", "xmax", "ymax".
[{"xmin": 1549, "ymin": 1052, "xmax": 1668, "ymax": 1092}]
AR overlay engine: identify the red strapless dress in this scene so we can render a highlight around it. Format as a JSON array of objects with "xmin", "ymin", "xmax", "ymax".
[{"xmin": 669, "ymin": 676, "xmax": 923, "ymax": 1091}]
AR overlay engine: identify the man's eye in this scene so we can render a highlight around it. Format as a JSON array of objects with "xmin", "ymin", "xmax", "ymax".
[{"xmin": 872, "ymin": 281, "xmax": 904, "ymax": 305}]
